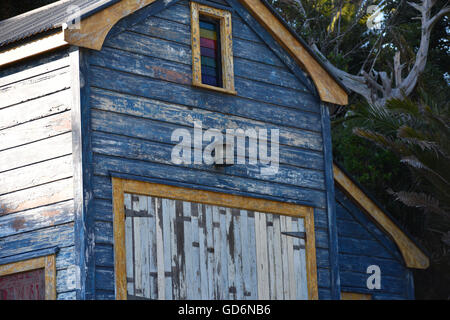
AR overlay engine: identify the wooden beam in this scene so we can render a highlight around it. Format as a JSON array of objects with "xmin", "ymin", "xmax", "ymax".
[
  {"xmin": 238, "ymin": 0, "xmax": 348, "ymax": 105},
  {"xmin": 0, "ymin": 31, "xmax": 68, "ymax": 68},
  {"xmin": 64, "ymin": 0, "xmax": 158, "ymax": 50},
  {"xmin": 333, "ymin": 164, "xmax": 429, "ymax": 269},
  {"xmin": 112, "ymin": 177, "xmax": 318, "ymax": 300}
]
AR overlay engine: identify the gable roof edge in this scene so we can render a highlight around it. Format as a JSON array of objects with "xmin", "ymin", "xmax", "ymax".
[
  {"xmin": 63, "ymin": 0, "xmax": 348, "ymax": 105},
  {"xmin": 333, "ymin": 162, "xmax": 430, "ymax": 269}
]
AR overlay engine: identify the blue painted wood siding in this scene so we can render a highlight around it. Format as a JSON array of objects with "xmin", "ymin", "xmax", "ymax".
[
  {"xmin": 335, "ymin": 187, "xmax": 414, "ymax": 299},
  {"xmin": 86, "ymin": 0, "xmax": 333, "ymax": 299},
  {"xmin": 0, "ymin": 50, "xmax": 77, "ymax": 300}
]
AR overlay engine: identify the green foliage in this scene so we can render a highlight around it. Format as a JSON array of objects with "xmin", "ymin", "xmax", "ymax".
[{"xmin": 349, "ymin": 95, "xmax": 450, "ymax": 217}]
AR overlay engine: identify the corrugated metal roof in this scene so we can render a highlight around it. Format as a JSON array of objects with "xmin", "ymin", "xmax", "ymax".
[{"xmin": 0, "ymin": 0, "xmax": 120, "ymax": 48}]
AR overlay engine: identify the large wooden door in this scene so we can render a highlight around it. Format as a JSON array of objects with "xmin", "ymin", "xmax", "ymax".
[{"xmin": 124, "ymin": 193, "xmax": 309, "ymax": 300}]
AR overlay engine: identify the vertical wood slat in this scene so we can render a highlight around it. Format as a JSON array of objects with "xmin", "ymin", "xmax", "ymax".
[
  {"xmin": 286, "ymin": 216, "xmax": 296, "ymax": 300},
  {"xmin": 212, "ymin": 205, "xmax": 221, "ymax": 299},
  {"xmin": 124, "ymin": 194, "xmax": 134, "ymax": 296},
  {"xmin": 219, "ymin": 207, "xmax": 229, "ymax": 299},
  {"xmin": 292, "ymin": 217, "xmax": 301, "ymax": 299},
  {"xmin": 182, "ymin": 201, "xmax": 193, "ymax": 299},
  {"xmin": 266, "ymin": 214, "xmax": 275, "ymax": 299},
  {"xmin": 162, "ymin": 199, "xmax": 173, "ymax": 299},
  {"xmin": 198, "ymin": 203, "xmax": 209, "ymax": 299},
  {"xmin": 132, "ymin": 197, "xmax": 142, "ymax": 297},
  {"xmin": 255, "ymin": 211, "xmax": 269, "ymax": 299},
  {"xmin": 147, "ymin": 196, "xmax": 157, "ymax": 300},
  {"xmin": 170, "ymin": 198, "xmax": 179, "ymax": 299},
  {"xmin": 280, "ymin": 215, "xmax": 290, "ymax": 299},
  {"xmin": 272, "ymin": 214, "xmax": 283, "ymax": 299},
  {"xmin": 226, "ymin": 208, "xmax": 236, "ymax": 300},
  {"xmin": 204, "ymin": 205, "xmax": 215, "ymax": 299},
  {"xmin": 175, "ymin": 200, "xmax": 186, "ymax": 299},
  {"xmin": 134, "ymin": 195, "xmax": 151, "ymax": 298},
  {"xmin": 247, "ymin": 210, "xmax": 258, "ymax": 299},
  {"xmin": 239, "ymin": 210, "xmax": 251, "ymax": 299},
  {"xmin": 155, "ymin": 198, "xmax": 165, "ymax": 299},
  {"xmin": 298, "ymin": 218, "xmax": 308, "ymax": 299},
  {"xmin": 190, "ymin": 202, "xmax": 201, "ymax": 299}
]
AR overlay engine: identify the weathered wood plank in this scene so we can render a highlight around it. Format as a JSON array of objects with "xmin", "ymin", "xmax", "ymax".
[
  {"xmin": 198, "ymin": 204, "xmax": 209, "ymax": 299},
  {"xmin": 175, "ymin": 200, "xmax": 187, "ymax": 299},
  {"xmin": 339, "ymin": 253, "xmax": 406, "ymax": 277},
  {"xmin": 170, "ymin": 198, "xmax": 180, "ymax": 299},
  {"xmin": 0, "ymin": 155, "xmax": 73, "ymax": 195},
  {"xmin": 280, "ymin": 215, "xmax": 290, "ymax": 299},
  {"xmin": 272, "ymin": 214, "xmax": 283, "ymax": 299},
  {"xmin": 211, "ymin": 205, "xmax": 221, "ymax": 298},
  {"xmin": 231, "ymin": 209, "xmax": 243, "ymax": 299},
  {"xmin": 0, "ymin": 222, "xmax": 74, "ymax": 258},
  {"xmin": 89, "ymin": 71, "xmax": 321, "ymax": 134},
  {"xmin": 92, "ymin": 154, "xmax": 327, "ymax": 208},
  {"xmin": 0, "ymin": 132, "xmax": 72, "ymax": 173},
  {"xmin": 297, "ymin": 218, "xmax": 308, "ymax": 299},
  {"xmin": 190, "ymin": 202, "xmax": 201, "ymax": 299},
  {"xmin": 0, "ymin": 200, "xmax": 74, "ymax": 238},
  {"xmin": 0, "ymin": 178, "xmax": 74, "ymax": 216},
  {"xmin": 340, "ymin": 271, "xmax": 406, "ymax": 294},
  {"xmin": 0, "ymin": 67, "xmax": 70, "ymax": 110},
  {"xmin": 255, "ymin": 211, "xmax": 269, "ymax": 299},
  {"xmin": 225, "ymin": 208, "xmax": 236, "ymax": 300},
  {"xmin": 181, "ymin": 201, "xmax": 193, "ymax": 298},
  {"xmin": 0, "ymin": 111, "xmax": 71, "ymax": 151},
  {"xmin": 266, "ymin": 213, "xmax": 275, "ymax": 299},
  {"xmin": 338, "ymin": 237, "xmax": 398, "ymax": 259},
  {"xmin": 0, "ymin": 89, "xmax": 71, "ymax": 131},
  {"xmin": 124, "ymin": 196, "xmax": 135, "ymax": 295},
  {"xmin": 155, "ymin": 197, "xmax": 165, "ymax": 299},
  {"xmin": 147, "ymin": 197, "xmax": 158, "ymax": 299},
  {"xmin": 0, "ymin": 54, "xmax": 69, "ymax": 87},
  {"xmin": 162, "ymin": 198, "xmax": 174, "ymax": 299},
  {"xmin": 91, "ymin": 114, "xmax": 324, "ymax": 174},
  {"xmin": 90, "ymin": 51, "xmax": 318, "ymax": 114},
  {"xmin": 219, "ymin": 207, "xmax": 229, "ymax": 299},
  {"xmin": 90, "ymin": 118, "xmax": 325, "ymax": 192}
]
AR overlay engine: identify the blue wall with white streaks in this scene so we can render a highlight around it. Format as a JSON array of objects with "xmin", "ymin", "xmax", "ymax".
[{"xmin": 83, "ymin": 0, "xmax": 337, "ymax": 299}]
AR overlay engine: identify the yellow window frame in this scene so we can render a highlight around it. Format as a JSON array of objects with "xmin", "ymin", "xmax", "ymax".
[
  {"xmin": 0, "ymin": 254, "xmax": 57, "ymax": 300},
  {"xmin": 112, "ymin": 177, "xmax": 318, "ymax": 300},
  {"xmin": 190, "ymin": 1, "xmax": 236, "ymax": 95},
  {"xmin": 341, "ymin": 292, "xmax": 372, "ymax": 300}
]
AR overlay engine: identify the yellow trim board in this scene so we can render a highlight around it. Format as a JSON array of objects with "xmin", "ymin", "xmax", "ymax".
[
  {"xmin": 0, "ymin": 31, "xmax": 68, "ymax": 68},
  {"xmin": 0, "ymin": 255, "xmax": 57, "ymax": 300},
  {"xmin": 64, "ymin": 0, "xmax": 157, "ymax": 50},
  {"xmin": 333, "ymin": 164, "xmax": 429, "ymax": 269},
  {"xmin": 112, "ymin": 177, "xmax": 318, "ymax": 300},
  {"xmin": 341, "ymin": 292, "xmax": 372, "ymax": 300},
  {"xmin": 238, "ymin": 0, "xmax": 348, "ymax": 105}
]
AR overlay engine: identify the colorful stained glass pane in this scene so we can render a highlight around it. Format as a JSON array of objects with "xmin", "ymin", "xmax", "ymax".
[{"xmin": 199, "ymin": 18, "xmax": 221, "ymax": 87}]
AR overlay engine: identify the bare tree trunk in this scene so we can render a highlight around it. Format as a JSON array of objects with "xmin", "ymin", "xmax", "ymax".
[{"xmin": 309, "ymin": 0, "xmax": 450, "ymax": 106}]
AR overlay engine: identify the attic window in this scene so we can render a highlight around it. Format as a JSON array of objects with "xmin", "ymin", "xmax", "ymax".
[{"xmin": 190, "ymin": 2, "xmax": 236, "ymax": 94}]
